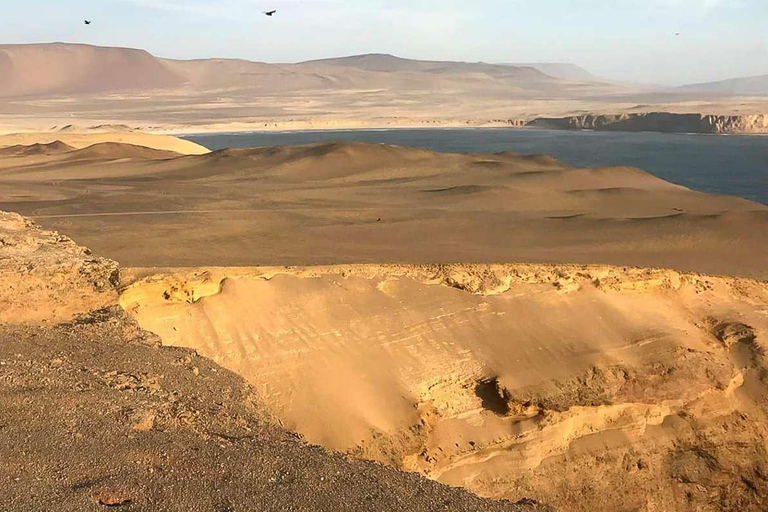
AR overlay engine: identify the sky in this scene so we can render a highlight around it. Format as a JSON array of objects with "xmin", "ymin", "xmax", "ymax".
[{"xmin": 2, "ymin": 0, "xmax": 767, "ymax": 85}]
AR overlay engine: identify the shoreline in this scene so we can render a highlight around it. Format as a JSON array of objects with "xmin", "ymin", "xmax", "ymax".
[
  {"xmin": 4, "ymin": 110, "xmax": 768, "ymax": 138},
  {"xmin": 156, "ymin": 114, "xmax": 768, "ymax": 137},
  {"xmin": 172, "ymin": 124, "xmax": 768, "ymax": 139}
]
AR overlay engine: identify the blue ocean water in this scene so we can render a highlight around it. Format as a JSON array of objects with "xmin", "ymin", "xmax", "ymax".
[{"xmin": 182, "ymin": 128, "xmax": 768, "ymax": 205}]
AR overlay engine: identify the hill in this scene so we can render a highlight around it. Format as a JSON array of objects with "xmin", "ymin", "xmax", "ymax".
[
  {"xmin": 0, "ymin": 44, "xmax": 606, "ymax": 99},
  {"xmin": 678, "ymin": 74, "xmax": 768, "ymax": 96},
  {"xmin": 0, "ymin": 140, "xmax": 74, "ymax": 157},
  {"xmin": 1, "ymin": 140, "xmax": 765, "ymax": 278},
  {"xmin": 0, "ymin": 129, "xmax": 208, "ymax": 155},
  {"xmin": 64, "ymin": 142, "xmax": 181, "ymax": 160},
  {"xmin": 502, "ymin": 62, "xmax": 600, "ymax": 82},
  {"xmin": 301, "ymin": 53, "xmax": 549, "ymax": 79},
  {"xmin": 0, "ymin": 43, "xmax": 186, "ymax": 97},
  {"xmin": 2, "ymin": 142, "xmax": 768, "ymax": 510},
  {"xmin": 1, "ymin": 43, "xmax": 766, "ymax": 133}
]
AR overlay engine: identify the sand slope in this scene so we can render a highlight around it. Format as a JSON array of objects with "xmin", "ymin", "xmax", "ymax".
[
  {"xmin": 0, "ymin": 140, "xmax": 75, "ymax": 157},
  {"xmin": 0, "ymin": 130, "xmax": 208, "ymax": 155},
  {"xmin": 0, "ymin": 141, "xmax": 764, "ymax": 279},
  {"xmin": 121, "ymin": 263, "xmax": 768, "ymax": 511}
]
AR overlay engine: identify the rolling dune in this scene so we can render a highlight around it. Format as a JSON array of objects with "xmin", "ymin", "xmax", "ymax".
[
  {"xmin": 0, "ymin": 129, "xmax": 209, "ymax": 155},
  {"xmin": 0, "ymin": 141, "xmax": 764, "ymax": 278},
  {"xmin": 0, "ymin": 140, "xmax": 75, "ymax": 157}
]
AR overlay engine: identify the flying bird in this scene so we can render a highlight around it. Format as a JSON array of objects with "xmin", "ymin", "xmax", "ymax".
[
  {"xmin": 263, "ymin": 10, "xmax": 277, "ymax": 16},
  {"xmin": 84, "ymin": 20, "xmax": 92, "ymax": 25}
]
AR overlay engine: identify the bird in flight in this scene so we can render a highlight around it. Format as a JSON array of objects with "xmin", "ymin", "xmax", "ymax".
[
  {"xmin": 84, "ymin": 19, "xmax": 92, "ymax": 25},
  {"xmin": 263, "ymin": 10, "xmax": 277, "ymax": 16}
]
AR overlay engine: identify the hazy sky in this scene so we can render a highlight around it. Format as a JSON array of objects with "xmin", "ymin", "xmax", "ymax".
[{"xmin": 3, "ymin": 0, "xmax": 767, "ymax": 85}]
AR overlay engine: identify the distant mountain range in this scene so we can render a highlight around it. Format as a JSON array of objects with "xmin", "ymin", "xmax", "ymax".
[
  {"xmin": 0, "ymin": 43, "xmax": 621, "ymax": 99},
  {"xmin": 500, "ymin": 62, "xmax": 601, "ymax": 82},
  {"xmin": 677, "ymin": 74, "xmax": 768, "ymax": 96},
  {"xmin": 2, "ymin": 43, "xmax": 765, "ymax": 100},
  {"xmin": 1, "ymin": 42, "xmax": 766, "ymax": 137}
]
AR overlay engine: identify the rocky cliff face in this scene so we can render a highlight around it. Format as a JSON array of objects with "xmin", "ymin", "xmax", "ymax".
[{"xmin": 528, "ymin": 113, "xmax": 768, "ymax": 134}]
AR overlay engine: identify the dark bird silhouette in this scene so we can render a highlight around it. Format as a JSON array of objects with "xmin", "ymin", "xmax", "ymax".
[
  {"xmin": 263, "ymin": 10, "xmax": 277, "ymax": 16},
  {"xmin": 84, "ymin": 20, "xmax": 92, "ymax": 25},
  {"xmin": 675, "ymin": 32, "xmax": 680, "ymax": 36}
]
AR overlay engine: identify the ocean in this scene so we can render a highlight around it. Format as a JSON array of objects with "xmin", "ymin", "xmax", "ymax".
[{"xmin": 182, "ymin": 128, "xmax": 768, "ymax": 205}]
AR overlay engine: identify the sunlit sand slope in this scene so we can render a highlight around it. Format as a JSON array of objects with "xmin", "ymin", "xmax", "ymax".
[
  {"xmin": 122, "ymin": 263, "xmax": 768, "ymax": 511},
  {"xmin": 0, "ymin": 130, "xmax": 208, "ymax": 155}
]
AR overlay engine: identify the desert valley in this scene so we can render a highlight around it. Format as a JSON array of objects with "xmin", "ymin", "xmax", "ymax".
[{"xmin": 1, "ymin": 17, "xmax": 767, "ymax": 512}]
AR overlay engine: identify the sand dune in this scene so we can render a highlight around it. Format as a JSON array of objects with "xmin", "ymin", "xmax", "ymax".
[
  {"xmin": 0, "ymin": 140, "xmax": 74, "ymax": 157},
  {"xmin": 0, "ymin": 140, "xmax": 764, "ymax": 278},
  {"xmin": 0, "ymin": 130, "xmax": 208, "ymax": 155},
  {"xmin": 62, "ymin": 142, "xmax": 181, "ymax": 160}
]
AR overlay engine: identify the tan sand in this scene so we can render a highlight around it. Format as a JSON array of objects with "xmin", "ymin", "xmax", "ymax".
[
  {"xmin": 120, "ymin": 263, "xmax": 768, "ymax": 510},
  {"xmin": 0, "ymin": 130, "xmax": 209, "ymax": 155},
  {"xmin": 0, "ymin": 137, "xmax": 766, "ymax": 510},
  {"xmin": 0, "ymin": 141, "xmax": 764, "ymax": 279},
  {"xmin": 0, "ymin": 212, "xmax": 536, "ymax": 512}
]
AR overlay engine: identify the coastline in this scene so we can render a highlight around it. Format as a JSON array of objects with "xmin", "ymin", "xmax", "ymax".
[
  {"xmin": 153, "ymin": 112, "xmax": 768, "ymax": 137},
  {"xmin": 172, "ymin": 124, "xmax": 768, "ymax": 139},
  {"xmin": 174, "ymin": 126, "xmax": 768, "ymax": 205}
]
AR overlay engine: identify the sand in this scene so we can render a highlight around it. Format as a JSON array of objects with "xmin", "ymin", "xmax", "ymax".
[
  {"xmin": 0, "ymin": 141, "xmax": 765, "ymax": 279},
  {"xmin": 2, "ymin": 136, "xmax": 767, "ymax": 511},
  {"xmin": 120, "ymin": 263, "xmax": 768, "ymax": 510},
  {"xmin": 0, "ymin": 129, "xmax": 209, "ymax": 155},
  {"xmin": 0, "ymin": 213, "xmax": 543, "ymax": 512}
]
